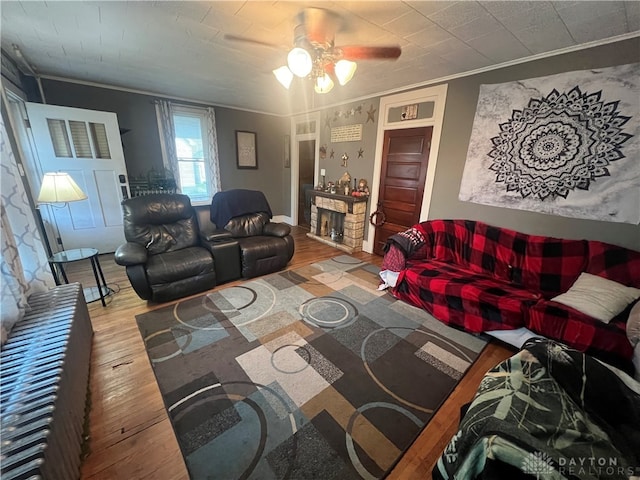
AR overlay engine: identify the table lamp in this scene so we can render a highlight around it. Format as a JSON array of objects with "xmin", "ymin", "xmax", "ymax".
[
  {"xmin": 36, "ymin": 172, "xmax": 87, "ymax": 256},
  {"xmin": 37, "ymin": 172, "xmax": 87, "ymax": 204}
]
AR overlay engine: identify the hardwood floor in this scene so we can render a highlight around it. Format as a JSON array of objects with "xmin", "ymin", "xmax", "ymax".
[{"xmin": 64, "ymin": 227, "xmax": 514, "ymax": 480}]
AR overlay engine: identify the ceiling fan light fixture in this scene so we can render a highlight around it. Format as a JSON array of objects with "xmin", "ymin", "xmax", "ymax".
[
  {"xmin": 287, "ymin": 47, "xmax": 313, "ymax": 77},
  {"xmin": 314, "ymin": 73, "xmax": 334, "ymax": 94},
  {"xmin": 334, "ymin": 59, "xmax": 357, "ymax": 86},
  {"xmin": 273, "ymin": 66, "xmax": 294, "ymax": 89}
]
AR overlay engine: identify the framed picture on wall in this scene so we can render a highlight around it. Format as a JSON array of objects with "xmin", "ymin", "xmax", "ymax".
[
  {"xmin": 284, "ymin": 135, "xmax": 290, "ymax": 168},
  {"xmin": 236, "ymin": 130, "xmax": 258, "ymax": 169}
]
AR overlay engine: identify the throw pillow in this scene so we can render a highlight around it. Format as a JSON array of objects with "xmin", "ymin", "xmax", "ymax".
[
  {"xmin": 552, "ymin": 272, "xmax": 640, "ymax": 324},
  {"xmin": 627, "ymin": 301, "xmax": 640, "ymax": 347}
]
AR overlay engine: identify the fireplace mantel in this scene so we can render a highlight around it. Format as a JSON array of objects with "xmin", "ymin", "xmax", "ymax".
[
  {"xmin": 308, "ymin": 191, "xmax": 368, "ymax": 212},
  {"xmin": 307, "ymin": 190, "xmax": 369, "ymax": 253}
]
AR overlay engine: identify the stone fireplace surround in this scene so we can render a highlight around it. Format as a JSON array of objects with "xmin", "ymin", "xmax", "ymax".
[{"xmin": 307, "ymin": 191, "xmax": 368, "ymax": 254}]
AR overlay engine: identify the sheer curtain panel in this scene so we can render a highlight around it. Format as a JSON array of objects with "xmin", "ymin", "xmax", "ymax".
[
  {"xmin": 205, "ymin": 107, "xmax": 221, "ymax": 194},
  {"xmin": 155, "ymin": 99, "xmax": 181, "ymax": 191},
  {"xmin": 1, "ymin": 114, "xmax": 55, "ymax": 344}
]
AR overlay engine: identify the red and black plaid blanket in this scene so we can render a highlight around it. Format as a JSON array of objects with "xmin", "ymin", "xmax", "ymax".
[{"xmin": 386, "ymin": 219, "xmax": 639, "ymax": 370}]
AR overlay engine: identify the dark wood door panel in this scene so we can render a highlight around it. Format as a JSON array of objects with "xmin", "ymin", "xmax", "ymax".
[
  {"xmin": 373, "ymin": 222, "xmax": 408, "ymax": 256},
  {"xmin": 388, "ymin": 137, "xmax": 425, "ymax": 154},
  {"xmin": 382, "ymin": 201, "xmax": 414, "ymax": 215},
  {"xmin": 386, "ymin": 163, "xmax": 421, "ymax": 179},
  {"xmin": 383, "ymin": 177, "xmax": 423, "ymax": 189},
  {"xmin": 382, "ymin": 209, "xmax": 416, "ymax": 226},
  {"xmin": 383, "ymin": 186, "xmax": 418, "ymax": 203},
  {"xmin": 386, "ymin": 154, "xmax": 425, "ymax": 163}
]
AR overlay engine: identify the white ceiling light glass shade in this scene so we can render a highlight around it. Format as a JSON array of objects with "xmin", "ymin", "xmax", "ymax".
[
  {"xmin": 314, "ymin": 73, "xmax": 334, "ymax": 94},
  {"xmin": 37, "ymin": 172, "xmax": 87, "ymax": 203},
  {"xmin": 334, "ymin": 60, "xmax": 357, "ymax": 86},
  {"xmin": 287, "ymin": 47, "xmax": 313, "ymax": 77},
  {"xmin": 273, "ymin": 66, "xmax": 294, "ymax": 89}
]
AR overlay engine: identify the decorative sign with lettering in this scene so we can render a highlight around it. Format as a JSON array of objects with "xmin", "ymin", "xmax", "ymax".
[
  {"xmin": 331, "ymin": 124, "xmax": 363, "ymax": 143},
  {"xmin": 401, "ymin": 104, "xmax": 418, "ymax": 120}
]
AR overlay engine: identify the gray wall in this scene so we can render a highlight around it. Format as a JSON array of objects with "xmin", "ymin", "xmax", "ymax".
[
  {"xmin": 214, "ymin": 107, "xmax": 290, "ymax": 215},
  {"xmin": 316, "ymin": 98, "xmax": 380, "ymax": 238},
  {"xmin": 429, "ymin": 37, "xmax": 639, "ymax": 250},
  {"xmin": 40, "ymin": 80, "xmax": 291, "ymax": 215},
  {"xmin": 317, "ymin": 98, "xmax": 380, "ymax": 189}
]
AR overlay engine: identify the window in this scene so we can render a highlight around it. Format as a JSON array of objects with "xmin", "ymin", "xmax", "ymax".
[
  {"xmin": 172, "ymin": 107, "xmax": 210, "ymax": 203},
  {"xmin": 156, "ymin": 101, "xmax": 220, "ymax": 204},
  {"xmin": 46, "ymin": 118, "xmax": 111, "ymax": 159}
]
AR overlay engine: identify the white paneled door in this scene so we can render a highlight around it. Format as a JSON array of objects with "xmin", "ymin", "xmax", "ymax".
[{"xmin": 25, "ymin": 103, "xmax": 129, "ymax": 253}]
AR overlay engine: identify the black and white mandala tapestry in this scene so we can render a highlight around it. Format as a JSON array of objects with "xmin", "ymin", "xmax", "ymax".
[{"xmin": 459, "ymin": 63, "xmax": 639, "ymax": 223}]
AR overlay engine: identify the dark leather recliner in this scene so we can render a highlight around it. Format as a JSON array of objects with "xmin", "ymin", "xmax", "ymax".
[
  {"xmin": 114, "ymin": 193, "xmax": 228, "ymax": 303},
  {"xmin": 210, "ymin": 190, "xmax": 295, "ymax": 278}
]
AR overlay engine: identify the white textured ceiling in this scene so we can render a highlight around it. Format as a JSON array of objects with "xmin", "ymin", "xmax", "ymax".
[{"xmin": 2, "ymin": 1, "xmax": 639, "ymax": 115}]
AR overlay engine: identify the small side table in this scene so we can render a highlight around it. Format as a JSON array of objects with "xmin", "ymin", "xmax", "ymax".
[{"xmin": 48, "ymin": 248, "xmax": 109, "ymax": 307}]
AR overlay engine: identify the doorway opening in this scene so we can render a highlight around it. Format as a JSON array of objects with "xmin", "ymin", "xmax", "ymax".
[
  {"xmin": 290, "ymin": 112, "xmax": 320, "ymax": 228},
  {"xmin": 298, "ymin": 139, "xmax": 315, "ymax": 228}
]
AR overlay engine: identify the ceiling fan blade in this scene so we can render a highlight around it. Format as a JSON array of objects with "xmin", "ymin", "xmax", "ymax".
[
  {"xmin": 223, "ymin": 34, "xmax": 282, "ymax": 50},
  {"xmin": 337, "ymin": 46, "xmax": 402, "ymax": 60},
  {"xmin": 300, "ymin": 8, "xmax": 340, "ymax": 46}
]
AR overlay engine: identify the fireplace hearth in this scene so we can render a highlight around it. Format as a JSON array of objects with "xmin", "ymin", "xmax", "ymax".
[{"xmin": 307, "ymin": 191, "xmax": 368, "ymax": 253}]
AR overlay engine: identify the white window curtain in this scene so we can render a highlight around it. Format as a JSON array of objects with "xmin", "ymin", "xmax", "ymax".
[
  {"xmin": 1, "ymin": 116, "xmax": 55, "ymax": 344},
  {"xmin": 155, "ymin": 99, "xmax": 181, "ymax": 191},
  {"xmin": 205, "ymin": 107, "xmax": 222, "ymax": 193},
  {"xmin": 154, "ymin": 99, "xmax": 221, "ymax": 197}
]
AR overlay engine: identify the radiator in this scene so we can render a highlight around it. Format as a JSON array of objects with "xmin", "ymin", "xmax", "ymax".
[{"xmin": 1, "ymin": 283, "xmax": 93, "ymax": 480}]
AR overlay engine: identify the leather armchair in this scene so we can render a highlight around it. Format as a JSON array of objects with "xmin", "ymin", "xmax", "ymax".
[
  {"xmin": 114, "ymin": 193, "xmax": 218, "ymax": 303},
  {"xmin": 225, "ymin": 212, "xmax": 295, "ymax": 278},
  {"xmin": 210, "ymin": 190, "xmax": 295, "ymax": 279}
]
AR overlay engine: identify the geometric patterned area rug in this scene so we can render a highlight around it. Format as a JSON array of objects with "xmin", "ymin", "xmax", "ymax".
[{"xmin": 135, "ymin": 255, "xmax": 488, "ymax": 479}]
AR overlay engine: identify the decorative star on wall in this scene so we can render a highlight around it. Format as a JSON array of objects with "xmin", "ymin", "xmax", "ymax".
[
  {"xmin": 324, "ymin": 115, "xmax": 331, "ymax": 129},
  {"xmin": 330, "ymin": 149, "xmax": 335, "ymax": 159},
  {"xmin": 366, "ymin": 104, "xmax": 377, "ymax": 123},
  {"xmin": 358, "ymin": 148, "xmax": 364, "ymax": 158},
  {"xmin": 333, "ymin": 105, "xmax": 364, "ymax": 120}
]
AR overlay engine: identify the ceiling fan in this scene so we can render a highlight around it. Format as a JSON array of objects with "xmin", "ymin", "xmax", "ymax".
[{"xmin": 225, "ymin": 7, "xmax": 402, "ymax": 94}]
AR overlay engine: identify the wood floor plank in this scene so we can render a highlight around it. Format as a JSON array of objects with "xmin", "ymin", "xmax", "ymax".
[{"xmin": 64, "ymin": 226, "xmax": 515, "ymax": 480}]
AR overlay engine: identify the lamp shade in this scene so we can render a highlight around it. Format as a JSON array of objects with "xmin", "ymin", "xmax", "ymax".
[
  {"xmin": 273, "ymin": 66, "xmax": 294, "ymax": 89},
  {"xmin": 287, "ymin": 47, "xmax": 313, "ymax": 77},
  {"xmin": 37, "ymin": 172, "xmax": 87, "ymax": 203},
  {"xmin": 334, "ymin": 60, "xmax": 357, "ymax": 86},
  {"xmin": 314, "ymin": 73, "xmax": 334, "ymax": 94}
]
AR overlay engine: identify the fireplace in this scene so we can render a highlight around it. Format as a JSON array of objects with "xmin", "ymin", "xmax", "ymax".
[
  {"xmin": 307, "ymin": 191, "xmax": 368, "ymax": 253},
  {"xmin": 316, "ymin": 208, "xmax": 345, "ymax": 242}
]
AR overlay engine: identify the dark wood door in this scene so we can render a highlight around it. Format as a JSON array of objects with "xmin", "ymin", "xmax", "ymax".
[{"xmin": 373, "ymin": 127, "xmax": 433, "ymax": 256}]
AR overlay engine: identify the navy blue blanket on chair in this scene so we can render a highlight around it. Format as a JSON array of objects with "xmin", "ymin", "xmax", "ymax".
[{"xmin": 210, "ymin": 189, "xmax": 273, "ymax": 227}]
